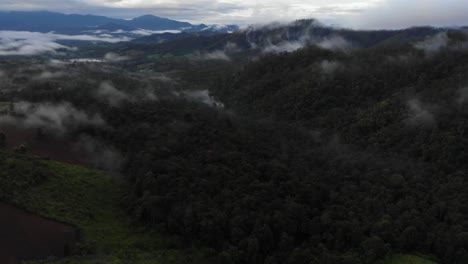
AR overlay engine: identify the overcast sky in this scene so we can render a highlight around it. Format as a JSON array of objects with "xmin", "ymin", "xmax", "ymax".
[{"xmin": 1, "ymin": 0, "xmax": 468, "ymax": 29}]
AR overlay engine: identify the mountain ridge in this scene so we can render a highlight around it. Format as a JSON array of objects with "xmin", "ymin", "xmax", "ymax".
[{"xmin": 0, "ymin": 11, "xmax": 239, "ymax": 34}]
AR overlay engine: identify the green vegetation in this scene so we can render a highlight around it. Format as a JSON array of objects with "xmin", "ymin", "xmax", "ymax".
[
  {"xmin": 382, "ymin": 254, "xmax": 437, "ymax": 264},
  {"xmin": 0, "ymin": 102, "xmax": 12, "ymax": 114},
  {"xmin": 0, "ymin": 152, "xmax": 190, "ymax": 263}
]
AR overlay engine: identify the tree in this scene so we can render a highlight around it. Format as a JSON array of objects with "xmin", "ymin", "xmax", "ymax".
[{"xmin": 0, "ymin": 132, "xmax": 5, "ymax": 148}]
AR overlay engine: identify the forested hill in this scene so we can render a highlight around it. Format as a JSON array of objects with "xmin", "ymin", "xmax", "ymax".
[
  {"xmin": 98, "ymin": 27, "xmax": 468, "ymax": 263},
  {"xmin": 128, "ymin": 19, "xmax": 442, "ymax": 52},
  {"xmin": 213, "ymin": 30, "xmax": 468, "ymax": 168}
]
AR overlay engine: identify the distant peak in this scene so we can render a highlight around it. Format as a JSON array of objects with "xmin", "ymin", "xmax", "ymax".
[{"xmin": 133, "ymin": 15, "xmax": 165, "ymax": 20}]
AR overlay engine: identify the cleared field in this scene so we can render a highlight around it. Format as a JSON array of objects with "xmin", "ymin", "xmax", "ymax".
[
  {"xmin": 0, "ymin": 102, "xmax": 11, "ymax": 113},
  {"xmin": 0, "ymin": 202, "xmax": 77, "ymax": 263},
  {"xmin": 5, "ymin": 158, "xmax": 193, "ymax": 264},
  {"xmin": 382, "ymin": 254, "xmax": 437, "ymax": 264}
]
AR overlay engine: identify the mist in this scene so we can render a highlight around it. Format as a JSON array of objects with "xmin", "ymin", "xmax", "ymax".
[
  {"xmin": 0, "ymin": 31, "xmax": 130, "ymax": 56},
  {"xmin": 263, "ymin": 40, "xmax": 304, "ymax": 54},
  {"xmin": 33, "ymin": 71, "xmax": 67, "ymax": 80},
  {"xmin": 195, "ymin": 43, "xmax": 241, "ymax": 61},
  {"xmin": 97, "ymin": 82, "xmax": 131, "ymax": 107},
  {"xmin": 182, "ymin": 90, "xmax": 224, "ymax": 108},
  {"xmin": 196, "ymin": 50, "xmax": 231, "ymax": 61},
  {"xmin": 406, "ymin": 99, "xmax": 435, "ymax": 126},
  {"xmin": 253, "ymin": 20, "xmax": 353, "ymax": 54},
  {"xmin": 414, "ymin": 33, "xmax": 449, "ymax": 54},
  {"xmin": 457, "ymin": 87, "xmax": 468, "ymax": 106},
  {"xmin": 2, "ymin": 102, "xmax": 105, "ymax": 133},
  {"xmin": 77, "ymin": 135, "xmax": 124, "ymax": 173},
  {"xmin": 104, "ymin": 52, "xmax": 130, "ymax": 62},
  {"xmin": 317, "ymin": 36, "xmax": 353, "ymax": 53},
  {"xmin": 320, "ymin": 60, "xmax": 341, "ymax": 74}
]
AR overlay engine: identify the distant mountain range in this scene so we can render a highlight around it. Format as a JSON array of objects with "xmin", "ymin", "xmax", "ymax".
[
  {"xmin": 120, "ymin": 19, "xmax": 453, "ymax": 58},
  {"xmin": 0, "ymin": 11, "xmax": 239, "ymax": 34}
]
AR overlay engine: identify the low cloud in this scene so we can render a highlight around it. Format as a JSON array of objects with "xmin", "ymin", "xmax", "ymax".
[
  {"xmin": 182, "ymin": 90, "xmax": 224, "ymax": 107},
  {"xmin": 104, "ymin": 52, "xmax": 130, "ymax": 62},
  {"xmin": 414, "ymin": 33, "xmax": 449, "ymax": 54},
  {"xmin": 77, "ymin": 135, "xmax": 123, "ymax": 173},
  {"xmin": 150, "ymin": 72, "xmax": 175, "ymax": 83},
  {"xmin": 0, "ymin": 31, "xmax": 130, "ymax": 56},
  {"xmin": 457, "ymin": 87, "xmax": 468, "ymax": 106},
  {"xmin": 262, "ymin": 35, "xmax": 352, "ymax": 54},
  {"xmin": 33, "ymin": 71, "xmax": 66, "ymax": 80},
  {"xmin": 320, "ymin": 60, "xmax": 341, "ymax": 74},
  {"xmin": 97, "ymin": 82, "xmax": 130, "ymax": 106},
  {"xmin": 129, "ymin": 29, "xmax": 182, "ymax": 36},
  {"xmin": 195, "ymin": 42, "xmax": 241, "ymax": 61},
  {"xmin": 263, "ymin": 40, "xmax": 304, "ymax": 53},
  {"xmin": 1, "ymin": 101, "xmax": 105, "ymax": 133},
  {"xmin": 255, "ymin": 21, "xmax": 353, "ymax": 54},
  {"xmin": 317, "ymin": 35, "xmax": 353, "ymax": 52},
  {"xmin": 197, "ymin": 50, "xmax": 231, "ymax": 61},
  {"xmin": 406, "ymin": 99, "xmax": 434, "ymax": 126}
]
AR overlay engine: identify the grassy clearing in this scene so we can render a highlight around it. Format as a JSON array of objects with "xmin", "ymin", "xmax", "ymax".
[
  {"xmin": 381, "ymin": 254, "xmax": 437, "ymax": 264},
  {"xmin": 0, "ymin": 102, "xmax": 11, "ymax": 113},
  {"xmin": 12, "ymin": 160, "xmax": 191, "ymax": 263}
]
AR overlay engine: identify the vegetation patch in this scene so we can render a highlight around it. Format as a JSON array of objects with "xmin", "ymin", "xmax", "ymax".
[
  {"xmin": 381, "ymin": 254, "xmax": 437, "ymax": 264},
  {"xmin": 0, "ymin": 153, "xmax": 191, "ymax": 263}
]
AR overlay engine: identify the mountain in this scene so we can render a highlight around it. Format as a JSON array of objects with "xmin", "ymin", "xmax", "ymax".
[
  {"xmin": 0, "ymin": 11, "xmax": 118, "ymax": 32},
  {"xmin": 127, "ymin": 19, "xmax": 444, "ymax": 55},
  {"xmin": 0, "ymin": 11, "xmax": 238, "ymax": 34},
  {"xmin": 130, "ymin": 32, "xmax": 216, "ymax": 44},
  {"xmin": 124, "ymin": 14, "xmax": 191, "ymax": 30}
]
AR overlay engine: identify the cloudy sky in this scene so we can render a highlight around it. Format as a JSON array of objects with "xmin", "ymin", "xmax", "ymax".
[{"xmin": 1, "ymin": 0, "xmax": 468, "ymax": 28}]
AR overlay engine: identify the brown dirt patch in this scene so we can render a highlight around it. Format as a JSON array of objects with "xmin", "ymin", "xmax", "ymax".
[{"xmin": 0, "ymin": 202, "xmax": 78, "ymax": 264}]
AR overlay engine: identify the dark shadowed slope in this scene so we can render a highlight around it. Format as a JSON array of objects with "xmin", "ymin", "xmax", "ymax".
[{"xmin": 0, "ymin": 202, "xmax": 78, "ymax": 264}]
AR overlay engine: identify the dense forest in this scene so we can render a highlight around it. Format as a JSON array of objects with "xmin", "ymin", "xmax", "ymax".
[
  {"xmin": 118, "ymin": 30, "xmax": 468, "ymax": 263},
  {"xmin": 2, "ymin": 21, "xmax": 468, "ymax": 264}
]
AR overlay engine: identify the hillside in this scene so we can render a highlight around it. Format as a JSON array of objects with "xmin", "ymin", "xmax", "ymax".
[{"xmin": 0, "ymin": 151, "xmax": 198, "ymax": 263}]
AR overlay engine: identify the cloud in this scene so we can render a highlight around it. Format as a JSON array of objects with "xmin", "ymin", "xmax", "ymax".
[
  {"xmin": 127, "ymin": 29, "xmax": 182, "ymax": 36},
  {"xmin": 77, "ymin": 135, "xmax": 123, "ymax": 172},
  {"xmin": 33, "ymin": 71, "xmax": 66, "ymax": 80},
  {"xmin": 104, "ymin": 52, "xmax": 129, "ymax": 62},
  {"xmin": 182, "ymin": 90, "xmax": 224, "ymax": 107},
  {"xmin": 97, "ymin": 82, "xmax": 130, "ymax": 106},
  {"xmin": 317, "ymin": 35, "xmax": 353, "ymax": 52},
  {"xmin": 414, "ymin": 33, "xmax": 449, "ymax": 54},
  {"xmin": 194, "ymin": 42, "xmax": 241, "ymax": 61},
  {"xmin": 147, "ymin": 72, "xmax": 175, "ymax": 83},
  {"xmin": 406, "ymin": 99, "xmax": 434, "ymax": 126},
  {"xmin": 261, "ymin": 31, "xmax": 352, "ymax": 54},
  {"xmin": 457, "ymin": 87, "xmax": 468, "ymax": 106},
  {"xmin": 0, "ymin": 31, "xmax": 130, "ymax": 56},
  {"xmin": 263, "ymin": 40, "xmax": 305, "ymax": 53},
  {"xmin": 347, "ymin": 0, "xmax": 468, "ymax": 29},
  {"xmin": 195, "ymin": 50, "xmax": 231, "ymax": 61},
  {"xmin": 1, "ymin": 101, "xmax": 105, "ymax": 133},
  {"xmin": 3, "ymin": 1, "xmax": 468, "ymax": 31},
  {"xmin": 0, "ymin": 0, "xmax": 381, "ymax": 25},
  {"xmin": 0, "ymin": 37, "xmax": 71, "ymax": 56},
  {"xmin": 320, "ymin": 60, "xmax": 341, "ymax": 74}
]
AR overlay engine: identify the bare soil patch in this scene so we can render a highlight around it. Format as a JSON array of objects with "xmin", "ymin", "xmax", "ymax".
[{"xmin": 0, "ymin": 202, "xmax": 78, "ymax": 264}]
